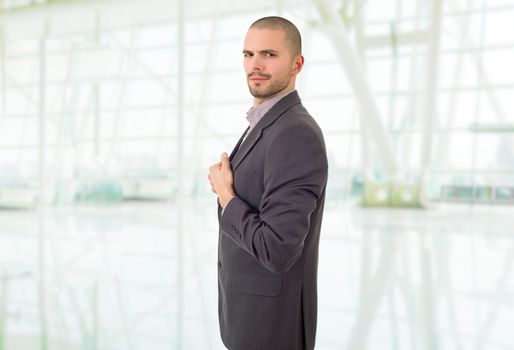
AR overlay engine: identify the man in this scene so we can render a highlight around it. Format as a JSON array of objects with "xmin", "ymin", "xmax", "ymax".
[{"xmin": 208, "ymin": 16, "xmax": 328, "ymax": 350}]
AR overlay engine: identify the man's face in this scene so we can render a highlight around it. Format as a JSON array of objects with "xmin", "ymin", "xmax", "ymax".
[{"xmin": 243, "ymin": 28, "xmax": 301, "ymax": 103}]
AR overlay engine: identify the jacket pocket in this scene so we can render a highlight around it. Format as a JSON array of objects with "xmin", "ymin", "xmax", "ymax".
[{"xmin": 232, "ymin": 273, "xmax": 282, "ymax": 297}]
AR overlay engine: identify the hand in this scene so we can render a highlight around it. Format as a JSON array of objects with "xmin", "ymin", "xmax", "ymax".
[{"xmin": 208, "ymin": 153, "xmax": 236, "ymax": 208}]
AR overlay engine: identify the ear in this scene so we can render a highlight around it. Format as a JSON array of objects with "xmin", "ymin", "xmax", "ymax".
[{"xmin": 291, "ymin": 55, "xmax": 304, "ymax": 76}]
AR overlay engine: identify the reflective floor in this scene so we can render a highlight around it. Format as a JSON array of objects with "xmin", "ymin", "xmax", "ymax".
[{"xmin": 1, "ymin": 199, "xmax": 513, "ymax": 350}]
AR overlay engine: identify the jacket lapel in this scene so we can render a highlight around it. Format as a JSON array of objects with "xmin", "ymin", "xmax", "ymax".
[
  {"xmin": 230, "ymin": 91, "xmax": 302, "ymax": 172},
  {"xmin": 229, "ymin": 126, "xmax": 250, "ymax": 161}
]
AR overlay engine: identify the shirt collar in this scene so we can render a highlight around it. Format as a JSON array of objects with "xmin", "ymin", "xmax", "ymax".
[{"xmin": 246, "ymin": 89, "xmax": 296, "ymax": 129}]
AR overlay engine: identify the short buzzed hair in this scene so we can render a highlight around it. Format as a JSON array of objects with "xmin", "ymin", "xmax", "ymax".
[{"xmin": 249, "ymin": 16, "xmax": 302, "ymax": 57}]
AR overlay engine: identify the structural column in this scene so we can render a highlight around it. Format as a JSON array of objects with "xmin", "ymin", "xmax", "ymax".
[
  {"xmin": 38, "ymin": 20, "xmax": 49, "ymax": 204},
  {"xmin": 420, "ymin": 0, "xmax": 443, "ymax": 192},
  {"xmin": 0, "ymin": 26, "xmax": 5, "ymax": 119},
  {"xmin": 176, "ymin": 1, "xmax": 185, "ymax": 349},
  {"xmin": 37, "ymin": 19, "xmax": 50, "ymax": 350}
]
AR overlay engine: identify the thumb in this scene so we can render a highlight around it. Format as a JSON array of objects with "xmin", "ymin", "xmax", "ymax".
[{"xmin": 220, "ymin": 152, "xmax": 230, "ymax": 166}]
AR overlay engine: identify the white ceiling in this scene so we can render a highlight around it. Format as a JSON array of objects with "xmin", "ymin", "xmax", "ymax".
[{"xmin": 0, "ymin": 0, "xmax": 313, "ymax": 41}]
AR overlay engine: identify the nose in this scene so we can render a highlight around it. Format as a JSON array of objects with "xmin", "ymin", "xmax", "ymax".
[{"xmin": 249, "ymin": 55, "xmax": 264, "ymax": 71}]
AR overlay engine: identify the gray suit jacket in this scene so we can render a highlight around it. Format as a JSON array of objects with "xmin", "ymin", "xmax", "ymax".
[{"xmin": 217, "ymin": 91, "xmax": 328, "ymax": 350}]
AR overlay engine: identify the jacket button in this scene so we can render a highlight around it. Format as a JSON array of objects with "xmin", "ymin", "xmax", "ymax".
[{"xmin": 217, "ymin": 261, "xmax": 221, "ymax": 268}]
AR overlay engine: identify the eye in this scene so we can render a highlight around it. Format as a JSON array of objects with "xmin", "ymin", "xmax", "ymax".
[
  {"xmin": 243, "ymin": 52, "xmax": 253, "ymax": 57},
  {"xmin": 265, "ymin": 52, "xmax": 275, "ymax": 57}
]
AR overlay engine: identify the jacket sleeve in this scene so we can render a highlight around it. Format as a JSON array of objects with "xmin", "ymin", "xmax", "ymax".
[{"xmin": 220, "ymin": 124, "xmax": 328, "ymax": 273}]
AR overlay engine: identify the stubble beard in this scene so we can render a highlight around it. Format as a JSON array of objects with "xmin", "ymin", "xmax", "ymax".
[{"xmin": 247, "ymin": 74, "xmax": 291, "ymax": 99}]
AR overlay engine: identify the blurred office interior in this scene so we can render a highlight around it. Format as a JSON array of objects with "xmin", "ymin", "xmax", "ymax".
[{"xmin": 0, "ymin": 0, "xmax": 513, "ymax": 349}]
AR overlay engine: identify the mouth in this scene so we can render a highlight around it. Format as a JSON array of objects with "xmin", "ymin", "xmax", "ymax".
[
  {"xmin": 248, "ymin": 73, "xmax": 271, "ymax": 83},
  {"xmin": 249, "ymin": 78, "xmax": 268, "ymax": 83}
]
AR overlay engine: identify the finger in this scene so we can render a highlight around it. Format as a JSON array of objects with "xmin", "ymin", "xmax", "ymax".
[{"xmin": 220, "ymin": 153, "xmax": 231, "ymax": 168}]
